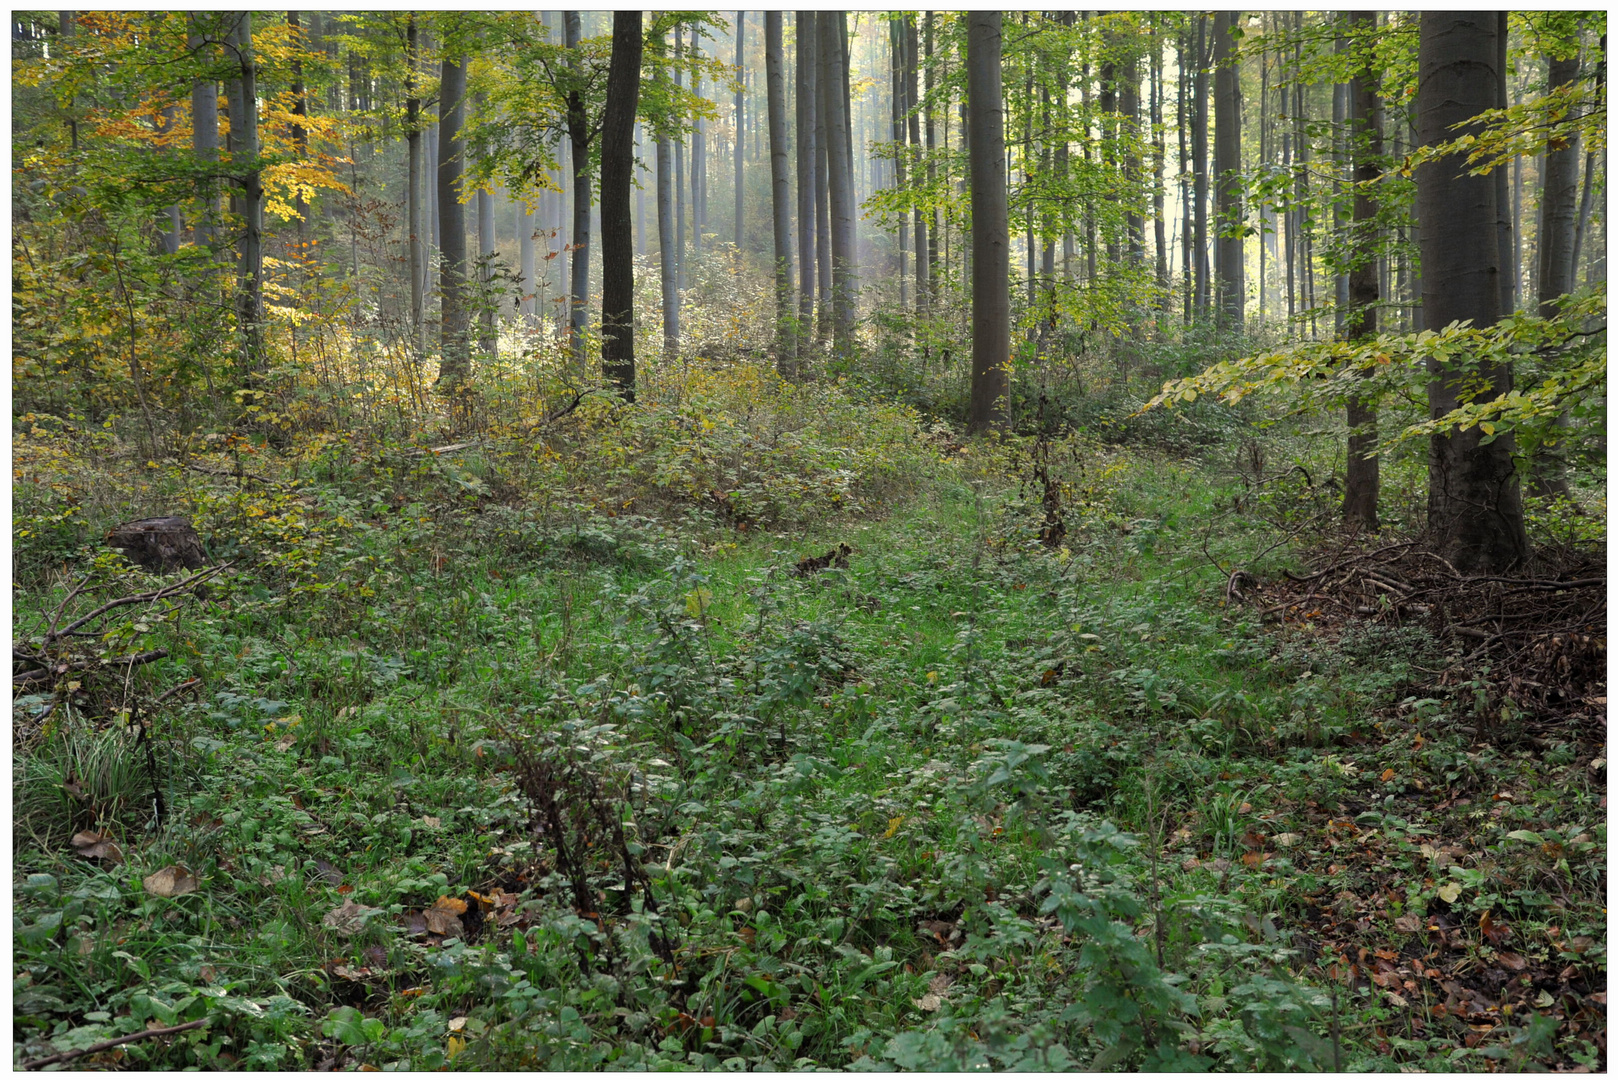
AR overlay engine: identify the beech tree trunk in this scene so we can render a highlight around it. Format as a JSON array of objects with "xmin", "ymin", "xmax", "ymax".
[
  {"xmin": 188, "ymin": 16, "xmax": 218, "ymax": 251},
  {"xmin": 735, "ymin": 11, "xmax": 746, "ymax": 258},
  {"xmin": 1212, "ymin": 10, "xmax": 1243, "ymax": 329},
  {"xmin": 1344, "ymin": 10, "xmax": 1382, "ymax": 530},
  {"xmin": 795, "ymin": 13, "xmax": 818, "ymax": 345},
  {"xmin": 692, "ymin": 34, "xmax": 705, "ymax": 263},
  {"xmin": 227, "ymin": 13, "xmax": 263, "ymax": 375},
  {"xmin": 1192, "ymin": 15, "xmax": 1210, "ymax": 318},
  {"xmin": 1494, "ymin": 12, "xmax": 1516, "ymax": 315},
  {"xmin": 764, "ymin": 11, "xmax": 795, "ymax": 373},
  {"xmin": 1417, "ymin": 12, "xmax": 1529, "ymax": 571},
  {"xmin": 476, "ymin": 92, "xmax": 497, "ymax": 358},
  {"xmin": 820, "ymin": 12, "xmax": 857, "ymax": 356},
  {"xmin": 905, "ymin": 16, "xmax": 928, "ymax": 310},
  {"xmin": 1527, "ymin": 47, "xmax": 1582, "ymax": 499},
  {"xmin": 965, "ymin": 13, "xmax": 1008, "ymax": 435},
  {"xmin": 436, "ymin": 55, "xmax": 470, "ymax": 392},
  {"xmin": 656, "ymin": 26, "xmax": 679, "ymax": 358},
  {"xmin": 565, "ymin": 12, "xmax": 591, "ymax": 372},
  {"xmin": 405, "ymin": 15, "xmax": 423, "ymax": 348},
  {"xmin": 601, "ymin": 11, "xmax": 642, "ymax": 398}
]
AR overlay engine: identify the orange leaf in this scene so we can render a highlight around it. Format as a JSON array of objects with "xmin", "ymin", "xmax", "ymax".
[
  {"xmin": 1241, "ymin": 851, "xmax": 1268, "ymax": 868},
  {"xmin": 1479, "ymin": 909, "xmax": 1512, "ymax": 945},
  {"xmin": 1381, "ymin": 768, "xmax": 1396, "ymax": 782}
]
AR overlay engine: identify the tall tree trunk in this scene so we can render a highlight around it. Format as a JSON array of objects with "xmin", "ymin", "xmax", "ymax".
[
  {"xmin": 1344, "ymin": 10, "xmax": 1382, "ymax": 530},
  {"xmin": 475, "ymin": 94, "xmax": 497, "ymax": 358},
  {"xmin": 1571, "ymin": 32, "xmax": 1602, "ymax": 283},
  {"xmin": 288, "ymin": 11, "xmax": 309, "ymax": 239},
  {"xmin": 906, "ymin": 15, "xmax": 928, "ymax": 310},
  {"xmin": 923, "ymin": 12, "xmax": 939, "ymax": 304},
  {"xmin": 520, "ymin": 201, "xmax": 537, "ymax": 328},
  {"xmin": 601, "ymin": 11, "xmax": 642, "ymax": 398},
  {"xmin": 764, "ymin": 11, "xmax": 795, "ymax": 373},
  {"xmin": 1120, "ymin": 40, "xmax": 1143, "ymax": 265},
  {"xmin": 674, "ymin": 26, "xmax": 686, "ymax": 297},
  {"xmin": 735, "ymin": 11, "xmax": 746, "ymax": 259},
  {"xmin": 1417, "ymin": 11, "xmax": 1529, "ymax": 571},
  {"xmin": 656, "ymin": 29, "xmax": 679, "ymax": 358},
  {"xmin": 820, "ymin": 13, "xmax": 856, "ymax": 355},
  {"xmin": 1192, "ymin": 14, "xmax": 1210, "ymax": 318},
  {"xmin": 406, "ymin": 15, "xmax": 423, "ymax": 348},
  {"xmin": 1178, "ymin": 30, "xmax": 1192, "ymax": 319},
  {"xmin": 965, "ymin": 13, "xmax": 1009, "ymax": 434},
  {"xmin": 892, "ymin": 15, "xmax": 910, "ymax": 311},
  {"xmin": 692, "ymin": 34, "xmax": 705, "ymax": 263},
  {"xmin": 1151, "ymin": 36, "xmax": 1168, "ymax": 296},
  {"xmin": 1494, "ymin": 12, "xmax": 1516, "ymax": 315},
  {"xmin": 188, "ymin": 16, "xmax": 219, "ymax": 251},
  {"xmin": 1332, "ymin": 70, "xmax": 1349, "ymax": 337},
  {"xmin": 228, "ymin": 13, "xmax": 264, "ymax": 375},
  {"xmin": 1211, "ymin": 10, "xmax": 1243, "ymax": 329},
  {"xmin": 1527, "ymin": 47, "xmax": 1583, "ymax": 499},
  {"xmin": 796, "ymin": 13, "xmax": 818, "ymax": 343},
  {"xmin": 635, "ymin": 122, "xmax": 646, "ymax": 257},
  {"xmin": 565, "ymin": 12, "xmax": 591, "ymax": 372},
  {"xmin": 436, "ymin": 55, "xmax": 470, "ymax": 394}
]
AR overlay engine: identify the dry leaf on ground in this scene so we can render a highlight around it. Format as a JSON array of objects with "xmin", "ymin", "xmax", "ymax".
[
  {"xmin": 423, "ymin": 895, "xmax": 468, "ymax": 938},
  {"xmin": 70, "ymin": 830, "xmax": 124, "ymax": 864},
  {"xmin": 142, "ymin": 864, "xmax": 199, "ymax": 897},
  {"xmin": 322, "ymin": 898, "xmax": 382, "ymax": 936}
]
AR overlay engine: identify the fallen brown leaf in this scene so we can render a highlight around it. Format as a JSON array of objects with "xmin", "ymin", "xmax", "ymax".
[
  {"xmin": 142, "ymin": 865, "xmax": 199, "ymax": 898},
  {"xmin": 70, "ymin": 830, "xmax": 124, "ymax": 865},
  {"xmin": 322, "ymin": 899, "xmax": 382, "ymax": 937},
  {"xmin": 1495, "ymin": 950, "xmax": 1527, "ymax": 972},
  {"xmin": 423, "ymin": 895, "xmax": 467, "ymax": 938}
]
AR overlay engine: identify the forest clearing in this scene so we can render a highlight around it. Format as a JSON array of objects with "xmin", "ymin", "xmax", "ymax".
[{"xmin": 10, "ymin": 10, "xmax": 1607, "ymax": 1071}]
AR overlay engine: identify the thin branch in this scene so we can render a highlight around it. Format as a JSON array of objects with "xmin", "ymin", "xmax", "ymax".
[{"xmin": 20, "ymin": 1019, "xmax": 208, "ymax": 1070}]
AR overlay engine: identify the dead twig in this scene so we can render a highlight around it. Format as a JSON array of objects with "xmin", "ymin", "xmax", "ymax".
[
  {"xmin": 50, "ymin": 563, "xmax": 232, "ymax": 643},
  {"xmin": 20, "ymin": 1019, "xmax": 208, "ymax": 1069}
]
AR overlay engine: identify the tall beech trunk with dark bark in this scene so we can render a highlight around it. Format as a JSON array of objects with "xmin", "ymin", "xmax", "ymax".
[
  {"xmin": 764, "ymin": 11, "xmax": 795, "ymax": 372},
  {"xmin": 820, "ymin": 12, "xmax": 857, "ymax": 356},
  {"xmin": 600, "ymin": 11, "xmax": 642, "ymax": 398},
  {"xmin": 796, "ymin": 13, "xmax": 819, "ymax": 343},
  {"xmin": 965, "ymin": 13, "xmax": 1008, "ymax": 435},
  {"xmin": 1192, "ymin": 15, "xmax": 1210, "ymax": 318},
  {"xmin": 1417, "ymin": 12, "xmax": 1529, "ymax": 571},
  {"xmin": 1211, "ymin": 10, "xmax": 1243, "ymax": 329},
  {"xmin": 1344, "ymin": 10, "xmax": 1382, "ymax": 530},
  {"xmin": 656, "ymin": 28, "xmax": 679, "ymax": 357},
  {"xmin": 436, "ymin": 55, "xmax": 470, "ymax": 392}
]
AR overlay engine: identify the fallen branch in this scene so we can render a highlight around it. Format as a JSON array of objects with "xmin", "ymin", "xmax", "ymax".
[
  {"xmin": 11, "ymin": 648, "xmax": 170, "ymax": 686},
  {"xmin": 50, "ymin": 563, "xmax": 232, "ymax": 643},
  {"xmin": 20, "ymin": 1018, "xmax": 208, "ymax": 1069}
]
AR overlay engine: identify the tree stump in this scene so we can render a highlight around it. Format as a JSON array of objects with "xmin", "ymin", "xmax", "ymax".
[{"xmin": 106, "ymin": 517, "xmax": 208, "ymax": 572}]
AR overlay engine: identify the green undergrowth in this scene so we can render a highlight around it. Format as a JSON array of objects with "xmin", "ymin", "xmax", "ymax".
[{"xmin": 12, "ymin": 371, "xmax": 1606, "ymax": 1071}]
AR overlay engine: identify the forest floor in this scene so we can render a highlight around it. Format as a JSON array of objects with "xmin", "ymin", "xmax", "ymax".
[{"xmin": 11, "ymin": 371, "xmax": 1607, "ymax": 1071}]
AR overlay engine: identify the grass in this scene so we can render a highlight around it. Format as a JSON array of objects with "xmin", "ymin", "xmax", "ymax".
[{"xmin": 11, "ymin": 377, "xmax": 1606, "ymax": 1071}]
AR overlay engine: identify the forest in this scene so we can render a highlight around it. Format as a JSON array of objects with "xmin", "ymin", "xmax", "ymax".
[{"xmin": 10, "ymin": 9, "xmax": 1607, "ymax": 1071}]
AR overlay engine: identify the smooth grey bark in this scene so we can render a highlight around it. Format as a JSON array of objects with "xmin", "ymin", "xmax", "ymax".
[
  {"xmin": 226, "ymin": 13, "xmax": 263, "ymax": 374},
  {"xmin": 814, "ymin": 22, "xmax": 832, "ymax": 344},
  {"xmin": 796, "ymin": 13, "xmax": 818, "ymax": 341},
  {"xmin": 819, "ymin": 12, "xmax": 857, "ymax": 356},
  {"xmin": 1344, "ymin": 10, "xmax": 1382, "ymax": 530},
  {"xmin": 436, "ymin": 55, "xmax": 470, "ymax": 392},
  {"xmin": 1150, "ymin": 39, "xmax": 1168, "ymax": 294},
  {"xmin": 905, "ymin": 15, "xmax": 928, "ymax": 309},
  {"xmin": 1192, "ymin": 14, "xmax": 1209, "ymax": 317},
  {"xmin": 519, "ymin": 202, "xmax": 537, "ymax": 328},
  {"xmin": 1211, "ymin": 10, "xmax": 1243, "ymax": 328},
  {"xmin": 692, "ymin": 34, "xmax": 705, "ymax": 262},
  {"xmin": 1332, "ymin": 72, "xmax": 1349, "ymax": 337},
  {"xmin": 564, "ymin": 12, "xmax": 591, "ymax": 371},
  {"xmin": 188, "ymin": 17, "xmax": 219, "ymax": 250},
  {"xmin": 891, "ymin": 15, "xmax": 909, "ymax": 311},
  {"xmin": 965, "ymin": 13, "xmax": 1009, "ymax": 435},
  {"xmin": 735, "ymin": 11, "xmax": 746, "ymax": 257},
  {"xmin": 1494, "ymin": 13, "xmax": 1516, "ymax": 314},
  {"xmin": 1528, "ymin": 47, "xmax": 1583, "ymax": 499},
  {"xmin": 601, "ymin": 11, "xmax": 642, "ymax": 398},
  {"xmin": 406, "ymin": 15, "xmax": 423, "ymax": 347},
  {"xmin": 476, "ymin": 94, "xmax": 497, "ymax": 358},
  {"xmin": 674, "ymin": 26, "xmax": 686, "ymax": 296},
  {"xmin": 1571, "ymin": 32, "xmax": 1602, "ymax": 281},
  {"xmin": 923, "ymin": 13, "xmax": 939, "ymax": 300},
  {"xmin": 1119, "ymin": 41, "xmax": 1143, "ymax": 264},
  {"xmin": 655, "ymin": 28, "xmax": 679, "ymax": 357},
  {"xmin": 156, "ymin": 104, "xmax": 182, "ymax": 254},
  {"xmin": 764, "ymin": 11, "xmax": 795, "ymax": 372},
  {"xmin": 1416, "ymin": 11, "xmax": 1528, "ymax": 571}
]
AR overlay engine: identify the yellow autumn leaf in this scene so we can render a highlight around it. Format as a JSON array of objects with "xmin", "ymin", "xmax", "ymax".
[
  {"xmin": 684, "ymin": 588, "xmax": 713, "ymax": 618},
  {"xmin": 1436, "ymin": 882, "xmax": 1462, "ymax": 903},
  {"xmin": 447, "ymin": 1035, "xmax": 467, "ymax": 1060}
]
